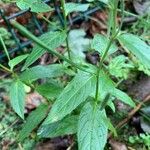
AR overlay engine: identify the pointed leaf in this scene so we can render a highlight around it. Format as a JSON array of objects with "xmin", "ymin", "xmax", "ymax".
[
  {"xmin": 118, "ymin": 33, "xmax": 150, "ymax": 69},
  {"xmin": 36, "ymin": 81, "xmax": 63, "ymax": 99},
  {"xmin": 10, "ymin": 80, "xmax": 25, "ymax": 119},
  {"xmin": 20, "ymin": 64, "xmax": 66, "ymax": 83},
  {"xmin": 78, "ymin": 102, "xmax": 108, "ymax": 150},
  {"xmin": 31, "ymin": 2, "xmax": 53, "ymax": 12},
  {"xmin": 8, "ymin": 54, "xmax": 28, "ymax": 70},
  {"xmin": 98, "ymin": 0, "xmax": 109, "ymax": 4},
  {"xmin": 91, "ymin": 70, "xmax": 135, "ymax": 108},
  {"xmin": 65, "ymin": 3, "xmax": 90, "ymax": 16},
  {"xmin": 112, "ymin": 88, "xmax": 135, "ymax": 107},
  {"xmin": 43, "ymin": 71, "xmax": 96, "ymax": 124},
  {"xmin": 98, "ymin": 70, "xmax": 116, "ymax": 100},
  {"xmin": 107, "ymin": 99, "xmax": 116, "ymax": 112},
  {"xmin": 91, "ymin": 34, "xmax": 117, "ymax": 56},
  {"xmin": 23, "ymin": 31, "xmax": 67, "ymax": 70},
  {"xmin": 102, "ymin": 117, "xmax": 117, "ymax": 137},
  {"xmin": 18, "ymin": 104, "xmax": 49, "ymax": 141},
  {"xmin": 38, "ymin": 115, "xmax": 78, "ymax": 138},
  {"xmin": 16, "ymin": 0, "xmax": 53, "ymax": 12}
]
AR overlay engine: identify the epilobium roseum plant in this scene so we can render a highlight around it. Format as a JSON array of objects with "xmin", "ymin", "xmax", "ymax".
[{"xmin": 1, "ymin": 0, "xmax": 150, "ymax": 149}]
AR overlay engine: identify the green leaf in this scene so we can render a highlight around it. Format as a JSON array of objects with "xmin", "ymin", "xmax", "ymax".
[
  {"xmin": 118, "ymin": 33, "xmax": 150, "ymax": 69},
  {"xmin": 78, "ymin": 102, "xmax": 108, "ymax": 150},
  {"xmin": 64, "ymin": 3, "xmax": 90, "ymax": 16},
  {"xmin": 112, "ymin": 88, "xmax": 135, "ymax": 107},
  {"xmin": 108, "ymin": 55, "xmax": 134, "ymax": 79},
  {"xmin": 107, "ymin": 99, "xmax": 115, "ymax": 112},
  {"xmin": 137, "ymin": 60, "xmax": 150, "ymax": 76},
  {"xmin": 91, "ymin": 34, "xmax": 117, "ymax": 56},
  {"xmin": 10, "ymin": 80, "xmax": 25, "ymax": 119},
  {"xmin": 20, "ymin": 64, "xmax": 66, "ymax": 83},
  {"xmin": 16, "ymin": 0, "xmax": 53, "ymax": 12},
  {"xmin": 89, "ymin": 68, "xmax": 115, "ymax": 100},
  {"xmin": 43, "ymin": 71, "xmax": 96, "ymax": 124},
  {"xmin": 87, "ymin": 0, "xmax": 109, "ymax": 4},
  {"xmin": 18, "ymin": 104, "xmax": 49, "ymax": 141},
  {"xmin": 100, "ymin": 93, "xmax": 111, "ymax": 110},
  {"xmin": 98, "ymin": 0, "xmax": 109, "ymax": 4},
  {"xmin": 90, "ymin": 70, "xmax": 135, "ymax": 107},
  {"xmin": 36, "ymin": 81, "xmax": 63, "ymax": 99},
  {"xmin": 38, "ymin": 115, "xmax": 78, "ymax": 138},
  {"xmin": 8, "ymin": 54, "xmax": 28, "ymax": 70},
  {"xmin": 102, "ymin": 117, "xmax": 117, "ymax": 137},
  {"xmin": 97, "ymin": 70, "xmax": 116, "ymax": 100},
  {"xmin": 23, "ymin": 31, "xmax": 67, "ymax": 70},
  {"xmin": 16, "ymin": 0, "xmax": 32, "ymax": 10},
  {"xmin": 31, "ymin": 2, "xmax": 53, "ymax": 12}
]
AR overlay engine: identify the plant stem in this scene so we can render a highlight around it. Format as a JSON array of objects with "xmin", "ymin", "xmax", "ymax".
[
  {"xmin": 95, "ymin": 0, "xmax": 119, "ymax": 103},
  {"xmin": 0, "ymin": 34, "xmax": 10, "ymax": 61},
  {"xmin": 60, "ymin": 0, "xmax": 71, "ymax": 59},
  {"xmin": 112, "ymin": 0, "xmax": 119, "ymax": 35},
  {"xmin": 0, "ymin": 64, "xmax": 12, "ymax": 73},
  {"xmin": 95, "ymin": 36, "xmax": 116, "ymax": 102},
  {"xmin": 11, "ymin": 20, "xmax": 93, "ymax": 74},
  {"xmin": 118, "ymin": 0, "xmax": 125, "ymax": 31}
]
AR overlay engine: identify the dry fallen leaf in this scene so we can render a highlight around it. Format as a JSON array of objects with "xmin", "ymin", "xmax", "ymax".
[
  {"xmin": 109, "ymin": 139, "xmax": 128, "ymax": 150},
  {"xmin": 25, "ymin": 92, "xmax": 45, "ymax": 110},
  {"xmin": 133, "ymin": 0, "xmax": 150, "ymax": 15}
]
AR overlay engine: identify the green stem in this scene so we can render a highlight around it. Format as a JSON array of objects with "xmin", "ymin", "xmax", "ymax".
[
  {"xmin": 95, "ymin": 0, "xmax": 120, "ymax": 103},
  {"xmin": 60, "ymin": 0, "xmax": 71, "ymax": 59},
  {"xmin": 118, "ymin": 0, "xmax": 125, "ymax": 31},
  {"xmin": 11, "ymin": 20, "xmax": 93, "ymax": 74},
  {"xmin": 112, "ymin": 0, "xmax": 119, "ymax": 35},
  {"xmin": 0, "ymin": 64, "xmax": 12, "ymax": 73},
  {"xmin": 95, "ymin": 36, "xmax": 116, "ymax": 102},
  {"xmin": 0, "ymin": 34, "xmax": 10, "ymax": 61}
]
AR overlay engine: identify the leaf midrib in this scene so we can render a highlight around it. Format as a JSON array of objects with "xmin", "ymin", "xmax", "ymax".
[{"xmin": 52, "ymin": 74, "xmax": 95, "ymax": 119}]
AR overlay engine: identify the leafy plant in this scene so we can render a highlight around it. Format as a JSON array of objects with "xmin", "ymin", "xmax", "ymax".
[
  {"xmin": 1, "ymin": 0, "xmax": 150, "ymax": 149},
  {"xmin": 129, "ymin": 133, "xmax": 150, "ymax": 149},
  {"xmin": 16, "ymin": 0, "xmax": 53, "ymax": 12},
  {"xmin": 0, "ymin": 27, "xmax": 15, "ymax": 47},
  {"xmin": 0, "ymin": 94, "xmax": 35, "ymax": 149},
  {"xmin": 108, "ymin": 55, "xmax": 134, "ymax": 79}
]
